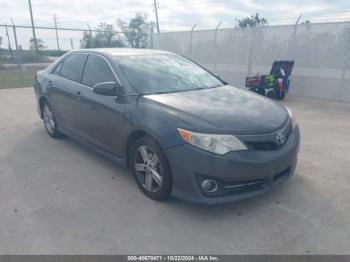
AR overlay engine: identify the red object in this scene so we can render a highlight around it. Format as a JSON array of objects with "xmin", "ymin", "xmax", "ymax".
[
  {"xmin": 277, "ymin": 79, "xmax": 284, "ymax": 92},
  {"xmin": 246, "ymin": 75, "xmax": 262, "ymax": 88}
]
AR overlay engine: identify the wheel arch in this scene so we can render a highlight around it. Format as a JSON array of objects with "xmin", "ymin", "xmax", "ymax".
[
  {"xmin": 38, "ymin": 96, "xmax": 49, "ymax": 119},
  {"xmin": 126, "ymin": 128, "xmax": 174, "ymax": 200},
  {"xmin": 126, "ymin": 130, "xmax": 151, "ymax": 168},
  {"xmin": 125, "ymin": 128, "xmax": 168, "ymax": 169}
]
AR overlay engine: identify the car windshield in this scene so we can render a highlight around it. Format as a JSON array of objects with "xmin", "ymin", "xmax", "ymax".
[{"xmin": 114, "ymin": 54, "xmax": 224, "ymax": 94}]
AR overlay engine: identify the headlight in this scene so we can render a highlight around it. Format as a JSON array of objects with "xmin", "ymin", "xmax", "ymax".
[
  {"xmin": 285, "ymin": 106, "xmax": 297, "ymax": 129},
  {"xmin": 177, "ymin": 128, "xmax": 247, "ymax": 155}
]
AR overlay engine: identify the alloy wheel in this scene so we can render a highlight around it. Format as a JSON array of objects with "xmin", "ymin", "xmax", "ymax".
[
  {"xmin": 43, "ymin": 104, "xmax": 56, "ymax": 134},
  {"xmin": 134, "ymin": 145, "xmax": 164, "ymax": 193}
]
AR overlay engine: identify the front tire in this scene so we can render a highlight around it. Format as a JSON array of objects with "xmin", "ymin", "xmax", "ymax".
[
  {"xmin": 42, "ymin": 101, "xmax": 63, "ymax": 138},
  {"xmin": 130, "ymin": 136, "xmax": 172, "ymax": 201}
]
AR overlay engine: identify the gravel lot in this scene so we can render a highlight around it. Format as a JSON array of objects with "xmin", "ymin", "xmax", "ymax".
[{"xmin": 0, "ymin": 87, "xmax": 350, "ymax": 254}]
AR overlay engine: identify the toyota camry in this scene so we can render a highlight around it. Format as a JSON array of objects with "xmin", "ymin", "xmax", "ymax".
[{"xmin": 34, "ymin": 48, "xmax": 300, "ymax": 204}]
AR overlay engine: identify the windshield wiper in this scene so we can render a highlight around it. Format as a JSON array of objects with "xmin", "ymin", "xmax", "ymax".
[
  {"xmin": 143, "ymin": 90, "xmax": 175, "ymax": 95},
  {"xmin": 209, "ymin": 83, "xmax": 226, "ymax": 88},
  {"xmin": 144, "ymin": 86, "xmax": 222, "ymax": 95}
]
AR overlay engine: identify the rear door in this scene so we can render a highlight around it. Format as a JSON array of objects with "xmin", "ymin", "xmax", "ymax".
[
  {"xmin": 78, "ymin": 54, "xmax": 123, "ymax": 155},
  {"xmin": 50, "ymin": 53, "xmax": 87, "ymax": 134}
]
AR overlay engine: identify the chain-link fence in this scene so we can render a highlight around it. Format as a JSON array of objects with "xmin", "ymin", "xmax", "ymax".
[
  {"xmin": 0, "ymin": 25, "xmax": 80, "ymax": 88},
  {"xmin": 0, "ymin": 23, "xmax": 153, "ymax": 89},
  {"xmin": 153, "ymin": 22, "xmax": 350, "ymax": 103}
]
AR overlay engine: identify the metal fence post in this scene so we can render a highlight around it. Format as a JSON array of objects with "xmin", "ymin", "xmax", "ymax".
[
  {"xmin": 11, "ymin": 19, "xmax": 24, "ymax": 87},
  {"xmin": 157, "ymin": 31, "xmax": 160, "ymax": 50},
  {"xmin": 87, "ymin": 23, "xmax": 92, "ymax": 48},
  {"xmin": 291, "ymin": 14, "xmax": 302, "ymax": 59},
  {"xmin": 214, "ymin": 22, "xmax": 221, "ymax": 72},
  {"xmin": 340, "ymin": 27, "xmax": 350, "ymax": 103},
  {"xmin": 149, "ymin": 26, "xmax": 154, "ymax": 49},
  {"xmin": 190, "ymin": 24, "xmax": 196, "ymax": 59},
  {"xmin": 246, "ymin": 28, "xmax": 254, "ymax": 77},
  {"xmin": 4, "ymin": 23, "xmax": 13, "ymax": 60}
]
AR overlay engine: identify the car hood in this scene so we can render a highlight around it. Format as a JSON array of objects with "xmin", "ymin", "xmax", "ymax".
[{"xmin": 143, "ymin": 85, "xmax": 288, "ymax": 134}]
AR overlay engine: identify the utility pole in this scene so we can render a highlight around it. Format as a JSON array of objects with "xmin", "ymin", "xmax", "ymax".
[
  {"xmin": 4, "ymin": 23, "xmax": 13, "ymax": 59},
  {"xmin": 53, "ymin": 13, "xmax": 60, "ymax": 52},
  {"xmin": 153, "ymin": 0, "xmax": 160, "ymax": 33},
  {"xmin": 28, "ymin": 0, "xmax": 38, "ymax": 53}
]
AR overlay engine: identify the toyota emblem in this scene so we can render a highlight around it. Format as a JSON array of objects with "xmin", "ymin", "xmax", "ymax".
[{"xmin": 276, "ymin": 132, "xmax": 286, "ymax": 145}]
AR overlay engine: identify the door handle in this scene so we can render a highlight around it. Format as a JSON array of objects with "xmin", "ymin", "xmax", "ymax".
[
  {"xmin": 76, "ymin": 91, "xmax": 82, "ymax": 96},
  {"xmin": 48, "ymin": 80, "xmax": 53, "ymax": 87}
]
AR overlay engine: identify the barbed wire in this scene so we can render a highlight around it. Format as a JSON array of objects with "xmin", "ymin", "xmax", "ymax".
[
  {"xmin": 2, "ymin": 11, "xmax": 350, "ymax": 30},
  {"xmin": 1, "ymin": 9, "xmax": 350, "ymax": 34}
]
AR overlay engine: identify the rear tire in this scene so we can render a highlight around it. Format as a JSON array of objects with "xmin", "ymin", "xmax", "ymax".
[
  {"xmin": 130, "ymin": 136, "xmax": 172, "ymax": 201},
  {"xmin": 275, "ymin": 90, "xmax": 286, "ymax": 100},
  {"xmin": 42, "ymin": 100, "xmax": 63, "ymax": 139}
]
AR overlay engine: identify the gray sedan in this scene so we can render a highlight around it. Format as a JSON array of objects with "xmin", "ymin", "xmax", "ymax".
[{"xmin": 34, "ymin": 48, "xmax": 300, "ymax": 204}]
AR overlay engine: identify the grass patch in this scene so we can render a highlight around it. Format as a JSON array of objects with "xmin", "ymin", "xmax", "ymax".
[{"xmin": 0, "ymin": 66, "xmax": 46, "ymax": 89}]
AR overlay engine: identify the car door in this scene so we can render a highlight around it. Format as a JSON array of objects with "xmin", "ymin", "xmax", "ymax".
[
  {"xmin": 49, "ymin": 53, "xmax": 87, "ymax": 135},
  {"xmin": 78, "ymin": 54, "xmax": 123, "ymax": 156}
]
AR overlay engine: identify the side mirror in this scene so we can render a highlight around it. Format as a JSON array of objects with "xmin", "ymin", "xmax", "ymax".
[{"xmin": 93, "ymin": 82, "xmax": 117, "ymax": 96}]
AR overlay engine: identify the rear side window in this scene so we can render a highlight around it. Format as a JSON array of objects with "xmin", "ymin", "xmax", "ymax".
[
  {"xmin": 60, "ymin": 54, "xmax": 87, "ymax": 82},
  {"xmin": 82, "ymin": 55, "xmax": 115, "ymax": 87}
]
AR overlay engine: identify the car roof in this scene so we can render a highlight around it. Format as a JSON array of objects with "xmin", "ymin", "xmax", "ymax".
[{"xmin": 70, "ymin": 48, "xmax": 173, "ymax": 57}]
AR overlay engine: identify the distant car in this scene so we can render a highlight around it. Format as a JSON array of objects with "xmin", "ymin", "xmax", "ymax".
[{"xmin": 34, "ymin": 48, "xmax": 300, "ymax": 204}]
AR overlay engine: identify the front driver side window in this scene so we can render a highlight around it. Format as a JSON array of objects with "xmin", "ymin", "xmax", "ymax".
[{"xmin": 82, "ymin": 55, "xmax": 116, "ymax": 87}]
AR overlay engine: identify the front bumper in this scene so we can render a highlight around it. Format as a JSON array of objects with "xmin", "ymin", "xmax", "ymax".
[{"xmin": 164, "ymin": 126, "xmax": 300, "ymax": 204}]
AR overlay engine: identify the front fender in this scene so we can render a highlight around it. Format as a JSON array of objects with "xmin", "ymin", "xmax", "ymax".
[{"xmin": 127, "ymin": 97, "xmax": 192, "ymax": 150}]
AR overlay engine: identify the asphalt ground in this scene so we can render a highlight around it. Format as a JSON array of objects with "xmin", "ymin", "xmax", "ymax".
[{"xmin": 0, "ymin": 87, "xmax": 349, "ymax": 254}]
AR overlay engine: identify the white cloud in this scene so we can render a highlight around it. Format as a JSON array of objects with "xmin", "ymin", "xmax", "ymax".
[{"xmin": 0, "ymin": 0, "xmax": 349, "ymax": 49}]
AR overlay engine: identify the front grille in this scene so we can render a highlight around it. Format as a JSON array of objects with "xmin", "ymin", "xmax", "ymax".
[
  {"xmin": 245, "ymin": 141, "xmax": 281, "ymax": 151},
  {"xmin": 243, "ymin": 121, "xmax": 293, "ymax": 151},
  {"xmin": 222, "ymin": 179, "xmax": 265, "ymax": 194}
]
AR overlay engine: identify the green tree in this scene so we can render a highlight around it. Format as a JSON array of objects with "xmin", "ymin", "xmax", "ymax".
[
  {"xmin": 118, "ymin": 13, "xmax": 152, "ymax": 48},
  {"xmin": 80, "ymin": 23, "xmax": 125, "ymax": 48},
  {"xmin": 94, "ymin": 23, "xmax": 125, "ymax": 47},
  {"xmin": 238, "ymin": 13, "xmax": 268, "ymax": 28},
  {"xmin": 29, "ymin": 37, "xmax": 46, "ymax": 50},
  {"xmin": 80, "ymin": 31, "xmax": 93, "ymax": 48}
]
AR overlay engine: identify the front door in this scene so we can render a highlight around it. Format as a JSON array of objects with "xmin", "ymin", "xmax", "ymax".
[{"xmin": 77, "ymin": 54, "xmax": 123, "ymax": 156}]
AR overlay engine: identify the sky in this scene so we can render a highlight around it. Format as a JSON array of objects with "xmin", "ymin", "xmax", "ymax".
[{"xmin": 1, "ymin": 0, "xmax": 350, "ymax": 49}]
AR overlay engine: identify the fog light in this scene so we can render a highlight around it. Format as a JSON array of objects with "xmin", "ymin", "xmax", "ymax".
[{"xmin": 201, "ymin": 179, "xmax": 219, "ymax": 193}]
